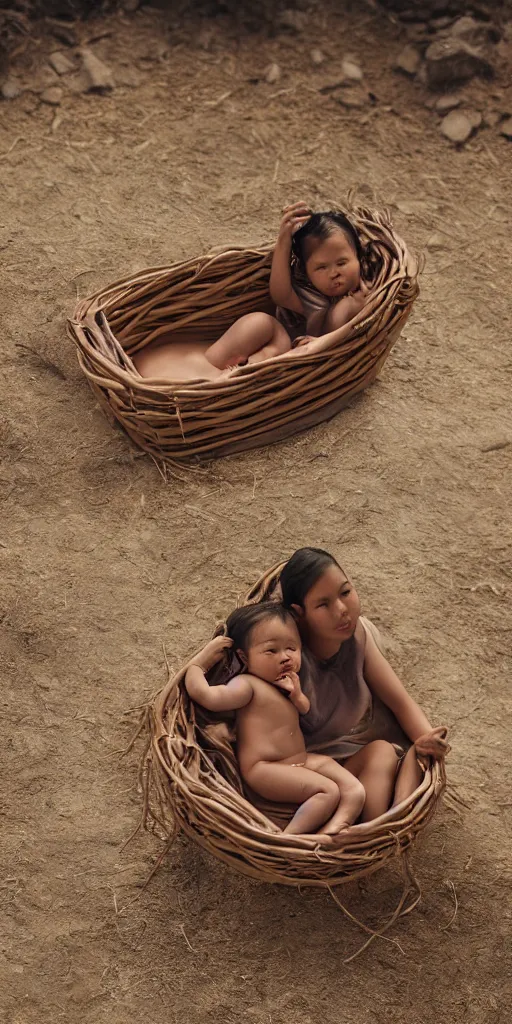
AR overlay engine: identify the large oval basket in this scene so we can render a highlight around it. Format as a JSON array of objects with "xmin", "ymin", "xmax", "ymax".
[
  {"xmin": 68, "ymin": 207, "xmax": 419, "ymax": 463},
  {"xmin": 140, "ymin": 562, "xmax": 445, "ymax": 888}
]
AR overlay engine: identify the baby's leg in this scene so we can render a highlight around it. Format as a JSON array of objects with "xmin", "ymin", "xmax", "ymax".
[
  {"xmin": 245, "ymin": 760, "xmax": 339, "ymax": 835},
  {"xmin": 205, "ymin": 313, "xmax": 292, "ymax": 369},
  {"xmin": 343, "ymin": 740, "xmax": 400, "ymax": 822},
  {"xmin": 305, "ymin": 754, "xmax": 365, "ymax": 834},
  {"xmin": 392, "ymin": 745, "xmax": 423, "ymax": 806}
]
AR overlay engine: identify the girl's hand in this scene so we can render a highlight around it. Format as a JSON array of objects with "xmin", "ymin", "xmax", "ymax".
[
  {"xmin": 415, "ymin": 726, "xmax": 451, "ymax": 765},
  {"xmin": 277, "ymin": 202, "xmax": 311, "ymax": 245},
  {"xmin": 295, "ymin": 335, "xmax": 314, "ymax": 348},
  {"xmin": 190, "ymin": 636, "xmax": 233, "ymax": 672}
]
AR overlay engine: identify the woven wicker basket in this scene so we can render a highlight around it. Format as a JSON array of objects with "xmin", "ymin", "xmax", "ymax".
[
  {"xmin": 68, "ymin": 207, "xmax": 419, "ymax": 464},
  {"xmin": 139, "ymin": 562, "xmax": 445, "ymax": 890}
]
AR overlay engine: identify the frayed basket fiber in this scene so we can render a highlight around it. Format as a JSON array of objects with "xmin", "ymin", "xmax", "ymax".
[
  {"xmin": 138, "ymin": 562, "xmax": 445, "ymax": 891},
  {"xmin": 68, "ymin": 207, "xmax": 419, "ymax": 464}
]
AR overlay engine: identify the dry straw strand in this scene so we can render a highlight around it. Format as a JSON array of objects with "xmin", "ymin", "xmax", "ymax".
[{"xmin": 68, "ymin": 206, "xmax": 419, "ymax": 463}]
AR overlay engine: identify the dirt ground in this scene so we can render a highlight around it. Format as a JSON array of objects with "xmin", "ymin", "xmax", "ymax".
[{"xmin": 1, "ymin": 3, "xmax": 512, "ymax": 1022}]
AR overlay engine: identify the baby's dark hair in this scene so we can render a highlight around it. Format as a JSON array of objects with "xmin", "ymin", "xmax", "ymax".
[
  {"xmin": 226, "ymin": 602, "xmax": 297, "ymax": 655},
  {"xmin": 291, "ymin": 211, "xmax": 380, "ymax": 281},
  {"xmin": 280, "ymin": 547, "xmax": 343, "ymax": 609}
]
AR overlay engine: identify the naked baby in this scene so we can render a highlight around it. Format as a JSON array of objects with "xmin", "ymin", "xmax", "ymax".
[{"xmin": 185, "ymin": 603, "xmax": 365, "ymax": 837}]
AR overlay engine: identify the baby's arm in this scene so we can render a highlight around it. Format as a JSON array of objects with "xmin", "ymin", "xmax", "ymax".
[
  {"xmin": 185, "ymin": 636, "xmax": 253, "ymax": 712},
  {"xmin": 363, "ymin": 630, "xmax": 449, "ymax": 759},
  {"xmin": 282, "ymin": 286, "xmax": 369, "ymax": 358},
  {"xmin": 269, "ymin": 202, "xmax": 310, "ymax": 314}
]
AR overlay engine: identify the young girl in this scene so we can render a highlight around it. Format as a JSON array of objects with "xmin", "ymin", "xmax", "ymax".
[
  {"xmin": 276, "ymin": 548, "xmax": 450, "ymax": 823},
  {"xmin": 185, "ymin": 603, "xmax": 365, "ymax": 837},
  {"xmin": 133, "ymin": 205, "xmax": 373, "ymax": 381}
]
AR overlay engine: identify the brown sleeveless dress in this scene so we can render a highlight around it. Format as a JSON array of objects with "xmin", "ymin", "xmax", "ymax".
[
  {"xmin": 275, "ymin": 274, "xmax": 332, "ymax": 342},
  {"xmin": 298, "ymin": 619, "xmax": 410, "ymax": 761}
]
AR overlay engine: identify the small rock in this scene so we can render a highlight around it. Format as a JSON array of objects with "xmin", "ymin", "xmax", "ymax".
[
  {"xmin": 264, "ymin": 62, "xmax": 281, "ymax": 85},
  {"xmin": 440, "ymin": 109, "xmax": 475, "ymax": 144},
  {"xmin": 334, "ymin": 86, "xmax": 366, "ymax": 109},
  {"xmin": 41, "ymin": 86, "xmax": 63, "ymax": 106},
  {"xmin": 310, "ymin": 48, "xmax": 325, "ymax": 66},
  {"xmin": 426, "ymin": 232, "xmax": 451, "ymax": 250},
  {"xmin": 80, "ymin": 47, "xmax": 115, "ymax": 93},
  {"xmin": 340, "ymin": 58, "xmax": 363, "ymax": 82},
  {"xmin": 448, "ymin": 15, "xmax": 499, "ymax": 48},
  {"xmin": 393, "ymin": 44, "xmax": 421, "ymax": 76},
  {"xmin": 500, "ymin": 117, "xmax": 512, "ymax": 139},
  {"xmin": 46, "ymin": 19, "xmax": 77, "ymax": 47},
  {"xmin": 465, "ymin": 108, "xmax": 482, "ymax": 130},
  {"xmin": 429, "ymin": 16, "xmax": 454, "ymax": 32},
  {"xmin": 1, "ymin": 78, "xmax": 22, "ymax": 100},
  {"xmin": 425, "ymin": 38, "xmax": 494, "ymax": 89},
  {"xmin": 278, "ymin": 9, "xmax": 306, "ymax": 34},
  {"xmin": 48, "ymin": 51, "xmax": 75, "ymax": 76},
  {"xmin": 435, "ymin": 92, "xmax": 462, "ymax": 113}
]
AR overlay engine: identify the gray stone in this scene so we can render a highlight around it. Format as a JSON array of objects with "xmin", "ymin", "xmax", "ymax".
[
  {"xmin": 425, "ymin": 38, "xmax": 494, "ymax": 89},
  {"xmin": 440, "ymin": 109, "xmax": 474, "ymax": 144},
  {"xmin": 48, "ymin": 51, "xmax": 75, "ymax": 76},
  {"xmin": 41, "ymin": 86, "xmax": 63, "ymax": 106},
  {"xmin": 264, "ymin": 62, "xmax": 281, "ymax": 85},
  {"xmin": 1, "ymin": 78, "xmax": 22, "ymax": 100},
  {"xmin": 80, "ymin": 47, "xmax": 115, "ymax": 93},
  {"xmin": 310, "ymin": 48, "xmax": 325, "ymax": 66},
  {"xmin": 500, "ymin": 117, "xmax": 512, "ymax": 139},
  {"xmin": 393, "ymin": 44, "xmax": 421, "ymax": 76},
  {"xmin": 340, "ymin": 58, "xmax": 363, "ymax": 82},
  {"xmin": 435, "ymin": 92, "xmax": 462, "ymax": 113}
]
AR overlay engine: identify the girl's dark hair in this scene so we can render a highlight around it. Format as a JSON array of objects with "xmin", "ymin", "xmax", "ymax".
[
  {"xmin": 280, "ymin": 547, "xmax": 342, "ymax": 609},
  {"xmin": 226, "ymin": 603, "xmax": 295, "ymax": 654},
  {"xmin": 291, "ymin": 211, "xmax": 381, "ymax": 282}
]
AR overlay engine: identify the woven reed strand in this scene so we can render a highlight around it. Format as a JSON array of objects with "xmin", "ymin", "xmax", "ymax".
[
  {"xmin": 141, "ymin": 562, "xmax": 445, "ymax": 888},
  {"xmin": 67, "ymin": 207, "xmax": 419, "ymax": 463}
]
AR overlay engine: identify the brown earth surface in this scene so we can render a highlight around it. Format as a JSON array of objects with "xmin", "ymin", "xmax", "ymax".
[{"xmin": 1, "ymin": 4, "xmax": 511, "ymax": 1023}]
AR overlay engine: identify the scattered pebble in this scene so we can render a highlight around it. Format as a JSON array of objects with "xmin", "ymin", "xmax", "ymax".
[
  {"xmin": 429, "ymin": 16, "xmax": 454, "ymax": 32},
  {"xmin": 264, "ymin": 62, "xmax": 281, "ymax": 85},
  {"xmin": 393, "ymin": 45, "xmax": 421, "ymax": 76},
  {"xmin": 334, "ymin": 87, "xmax": 367, "ymax": 109},
  {"xmin": 435, "ymin": 93, "xmax": 462, "ymax": 113},
  {"xmin": 48, "ymin": 51, "xmax": 75, "ymax": 76},
  {"xmin": 80, "ymin": 47, "xmax": 115, "ymax": 93},
  {"xmin": 310, "ymin": 48, "xmax": 325, "ymax": 66},
  {"xmin": 46, "ymin": 20, "xmax": 77, "ymax": 47},
  {"xmin": 483, "ymin": 110, "xmax": 501, "ymax": 128},
  {"xmin": 448, "ymin": 15, "xmax": 498, "ymax": 48},
  {"xmin": 425, "ymin": 38, "xmax": 494, "ymax": 89},
  {"xmin": 426, "ymin": 232, "xmax": 451, "ymax": 250},
  {"xmin": 41, "ymin": 86, "xmax": 63, "ymax": 106},
  {"xmin": 340, "ymin": 58, "xmax": 363, "ymax": 82},
  {"xmin": 500, "ymin": 117, "xmax": 512, "ymax": 139},
  {"xmin": 1, "ymin": 78, "xmax": 22, "ymax": 100},
  {"xmin": 440, "ymin": 109, "xmax": 475, "ymax": 144},
  {"xmin": 465, "ymin": 108, "xmax": 482, "ymax": 130},
  {"xmin": 278, "ymin": 9, "xmax": 306, "ymax": 34}
]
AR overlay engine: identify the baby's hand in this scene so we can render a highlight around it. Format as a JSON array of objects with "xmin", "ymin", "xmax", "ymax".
[
  {"xmin": 415, "ymin": 726, "xmax": 451, "ymax": 764},
  {"xmin": 275, "ymin": 671, "xmax": 309, "ymax": 713},
  {"xmin": 277, "ymin": 202, "xmax": 311, "ymax": 244},
  {"xmin": 190, "ymin": 636, "xmax": 233, "ymax": 672},
  {"xmin": 295, "ymin": 335, "xmax": 314, "ymax": 348}
]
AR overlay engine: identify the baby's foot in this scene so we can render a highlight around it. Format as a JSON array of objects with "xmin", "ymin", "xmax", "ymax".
[
  {"xmin": 322, "ymin": 820, "xmax": 351, "ymax": 836},
  {"xmin": 190, "ymin": 636, "xmax": 233, "ymax": 672}
]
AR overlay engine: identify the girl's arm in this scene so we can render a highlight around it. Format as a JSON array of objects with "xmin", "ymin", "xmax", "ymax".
[
  {"xmin": 185, "ymin": 664, "xmax": 253, "ymax": 713},
  {"xmin": 269, "ymin": 202, "xmax": 310, "ymax": 313},
  {"xmin": 363, "ymin": 629, "xmax": 434, "ymax": 741}
]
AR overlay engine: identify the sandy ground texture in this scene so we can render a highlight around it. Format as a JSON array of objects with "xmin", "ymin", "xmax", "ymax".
[{"xmin": 1, "ymin": 3, "xmax": 512, "ymax": 1023}]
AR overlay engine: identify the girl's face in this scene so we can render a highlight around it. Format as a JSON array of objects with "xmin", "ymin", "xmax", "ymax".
[
  {"xmin": 294, "ymin": 564, "xmax": 361, "ymax": 650},
  {"xmin": 242, "ymin": 616, "xmax": 301, "ymax": 684},
  {"xmin": 304, "ymin": 230, "xmax": 361, "ymax": 298}
]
